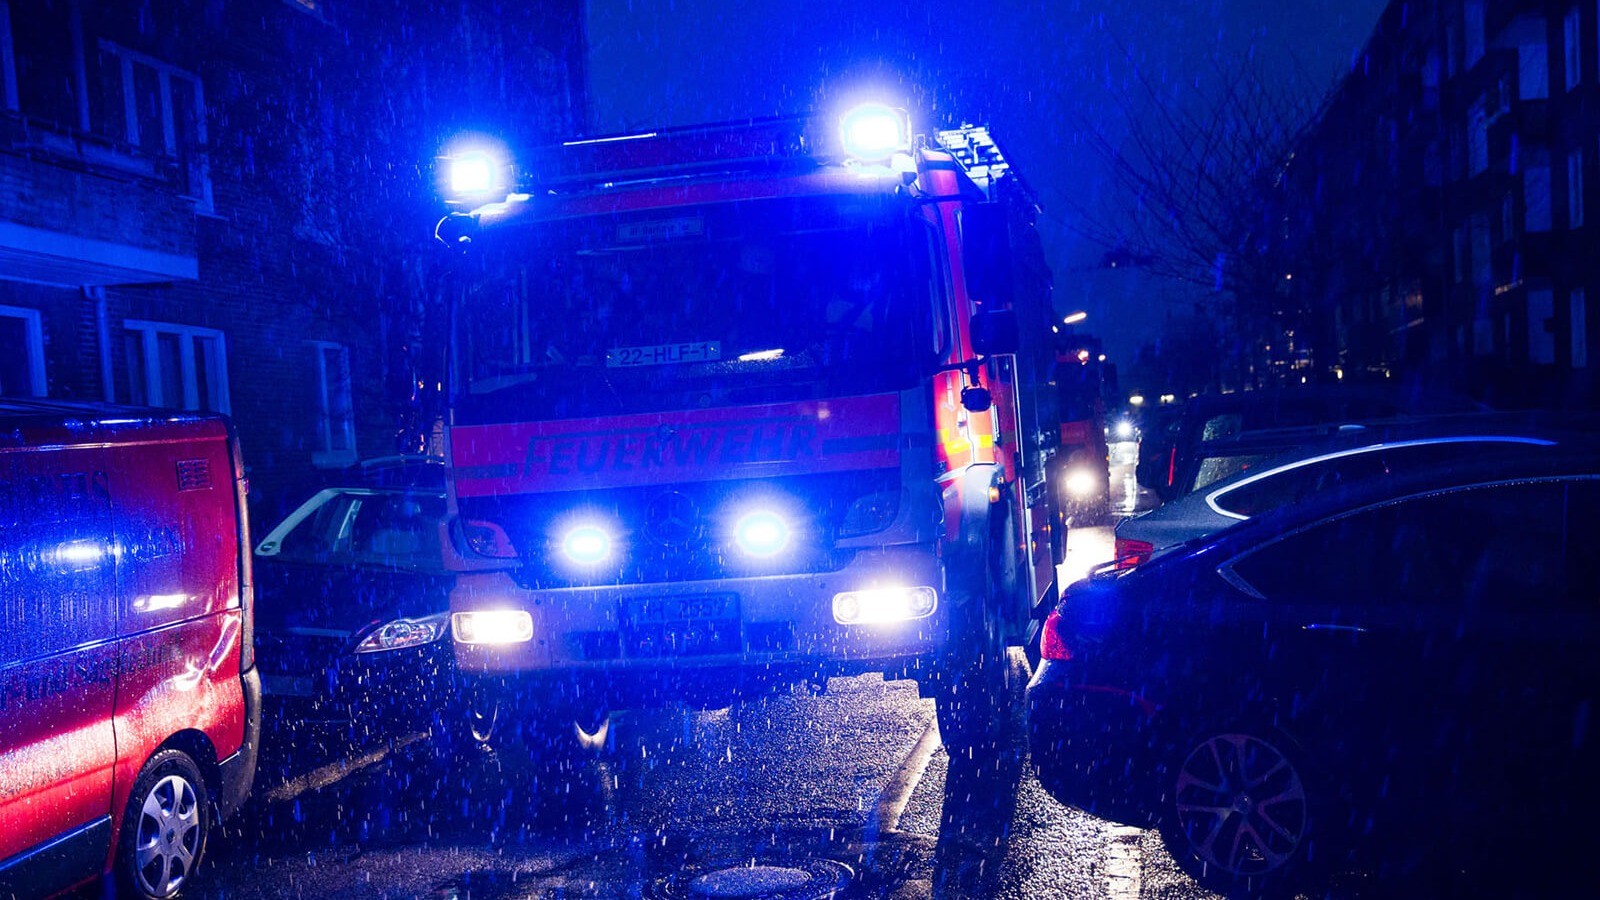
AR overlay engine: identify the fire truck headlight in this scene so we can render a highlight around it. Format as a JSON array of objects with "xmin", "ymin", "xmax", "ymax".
[
  {"xmin": 452, "ymin": 609, "xmax": 533, "ymax": 645},
  {"xmin": 733, "ymin": 510, "xmax": 789, "ymax": 557},
  {"xmin": 841, "ymin": 104, "xmax": 909, "ymax": 162},
  {"xmin": 832, "ymin": 587, "xmax": 937, "ymax": 625},
  {"xmin": 562, "ymin": 524, "xmax": 613, "ymax": 565},
  {"xmin": 1064, "ymin": 468, "xmax": 1099, "ymax": 500}
]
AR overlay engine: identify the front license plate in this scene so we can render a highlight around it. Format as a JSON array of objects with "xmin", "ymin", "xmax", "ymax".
[
  {"xmin": 622, "ymin": 593, "xmax": 740, "ymax": 657},
  {"xmin": 606, "ymin": 341, "xmax": 721, "ymax": 368}
]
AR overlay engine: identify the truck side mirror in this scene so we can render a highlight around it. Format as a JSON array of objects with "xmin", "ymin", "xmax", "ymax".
[
  {"xmin": 970, "ymin": 308, "xmax": 1019, "ymax": 356},
  {"xmin": 961, "ymin": 201, "xmax": 1013, "ymax": 304}
]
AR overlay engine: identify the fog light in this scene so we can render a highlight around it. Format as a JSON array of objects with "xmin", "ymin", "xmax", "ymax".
[
  {"xmin": 452, "ymin": 609, "xmax": 534, "ymax": 645},
  {"xmin": 562, "ymin": 524, "xmax": 612, "ymax": 565},
  {"xmin": 832, "ymin": 586, "xmax": 937, "ymax": 625},
  {"xmin": 734, "ymin": 510, "xmax": 789, "ymax": 557},
  {"xmin": 1065, "ymin": 468, "xmax": 1099, "ymax": 499}
]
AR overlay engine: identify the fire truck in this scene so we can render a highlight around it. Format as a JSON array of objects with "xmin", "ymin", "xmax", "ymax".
[
  {"xmin": 1052, "ymin": 332, "xmax": 1114, "ymax": 521},
  {"xmin": 432, "ymin": 106, "xmax": 1062, "ymax": 755}
]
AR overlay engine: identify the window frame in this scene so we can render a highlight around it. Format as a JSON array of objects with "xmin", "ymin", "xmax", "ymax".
[
  {"xmin": 0, "ymin": 304, "xmax": 46, "ymax": 397},
  {"xmin": 96, "ymin": 40, "xmax": 213, "ymax": 213},
  {"xmin": 310, "ymin": 340, "xmax": 357, "ymax": 468},
  {"xmin": 124, "ymin": 319, "xmax": 231, "ymax": 414}
]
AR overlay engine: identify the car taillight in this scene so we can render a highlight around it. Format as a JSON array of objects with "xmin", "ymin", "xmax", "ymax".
[
  {"xmin": 1114, "ymin": 537, "xmax": 1154, "ymax": 570},
  {"xmin": 1041, "ymin": 610, "xmax": 1073, "ymax": 661},
  {"xmin": 1166, "ymin": 445, "xmax": 1177, "ymax": 487}
]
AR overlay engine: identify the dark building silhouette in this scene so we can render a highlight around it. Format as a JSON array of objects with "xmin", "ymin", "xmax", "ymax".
[
  {"xmin": 0, "ymin": 0, "xmax": 586, "ymax": 522},
  {"xmin": 1285, "ymin": 0, "xmax": 1599, "ymax": 407}
]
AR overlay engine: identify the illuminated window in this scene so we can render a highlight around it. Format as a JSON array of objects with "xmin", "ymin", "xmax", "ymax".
[
  {"xmin": 1570, "ymin": 148, "xmax": 1586, "ymax": 228},
  {"xmin": 1567, "ymin": 6, "xmax": 1584, "ymax": 90},
  {"xmin": 1574, "ymin": 289, "xmax": 1589, "ymax": 368}
]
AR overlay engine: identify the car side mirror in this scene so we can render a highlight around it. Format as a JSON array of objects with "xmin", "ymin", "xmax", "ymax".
[
  {"xmin": 970, "ymin": 308, "xmax": 1019, "ymax": 356},
  {"xmin": 961, "ymin": 385, "xmax": 993, "ymax": 413},
  {"xmin": 961, "ymin": 201, "xmax": 1013, "ymax": 304}
]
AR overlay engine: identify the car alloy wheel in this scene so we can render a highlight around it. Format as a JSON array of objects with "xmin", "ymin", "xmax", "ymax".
[
  {"xmin": 469, "ymin": 694, "xmax": 500, "ymax": 744},
  {"xmin": 1172, "ymin": 732, "xmax": 1310, "ymax": 879},
  {"xmin": 118, "ymin": 749, "xmax": 211, "ymax": 900}
]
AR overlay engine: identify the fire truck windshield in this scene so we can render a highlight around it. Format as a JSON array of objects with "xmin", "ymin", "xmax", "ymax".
[{"xmin": 454, "ymin": 193, "xmax": 931, "ymax": 423}]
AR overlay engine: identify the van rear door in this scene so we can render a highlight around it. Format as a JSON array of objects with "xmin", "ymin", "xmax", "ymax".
[{"xmin": 0, "ymin": 446, "xmax": 120, "ymax": 883}]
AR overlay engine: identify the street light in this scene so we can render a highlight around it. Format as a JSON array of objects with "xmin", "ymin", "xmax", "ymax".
[{"xmin": 1062, "ymin": 311, "xmax": 1088, "ymax": 325}]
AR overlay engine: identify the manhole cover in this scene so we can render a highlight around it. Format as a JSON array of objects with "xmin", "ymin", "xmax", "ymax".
[{"xmin": 650, "ymin": 858, "xmax": 853, "ymax": 900}]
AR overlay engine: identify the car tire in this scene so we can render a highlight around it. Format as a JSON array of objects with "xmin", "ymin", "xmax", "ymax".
[
  {"xmin": 929, "ymin": 502, "xmax": 1019, "ymax": 759},
  {"xmin": 115, "ymin": 749, "xmax": 211, "ymax": 900},
  {"xmin": 1156, "ymin": 725, "xmax": 1333, "ymax": 899}
]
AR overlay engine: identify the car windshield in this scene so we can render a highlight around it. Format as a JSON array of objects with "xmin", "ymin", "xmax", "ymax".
[{"xmin": 454, "ymin": 193, "xmax": 931, "ymax": 423}]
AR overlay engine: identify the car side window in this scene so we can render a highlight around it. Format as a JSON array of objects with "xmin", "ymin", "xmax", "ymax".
[
  {"xmin": 1229, "ymin": 481, "xmax": 1569, "ymax": 608},
  {"xmin": 348, "ymin": 492, "xmax": 446, "ymax": 568},
  {"xmin": 1213, "ymin": 451, "xmax": 1390, "ymax": 517},
  {"xmin": 275, "ymin": 493, "xmax": 360, "ymax": 561}
]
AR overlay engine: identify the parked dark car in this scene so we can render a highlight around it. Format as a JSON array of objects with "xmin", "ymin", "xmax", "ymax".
[
  {"xmin": 1137, "ymin": 386, "xmax": 1481, "ymax": 502},
  {"xmin": 1030, "ymin": 451, "xmax": 1600, "ymax": 896},
  {"xmin": 1113, "ymin": 422, "xmax": 1569, "ymax": 568},
  {"xmin": 252, "ymin": 458, "xmax": 454, "ymax": 740}
]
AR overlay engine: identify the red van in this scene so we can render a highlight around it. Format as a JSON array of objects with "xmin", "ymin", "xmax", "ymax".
[{"xmin": 0, "ymin": 401, "xmax": 259, "ymax": 900}]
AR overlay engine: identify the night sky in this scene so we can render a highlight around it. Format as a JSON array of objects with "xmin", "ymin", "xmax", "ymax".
[{"xmin": 585, "ymin": 0, "xmax": 1390, "ymax": 372}]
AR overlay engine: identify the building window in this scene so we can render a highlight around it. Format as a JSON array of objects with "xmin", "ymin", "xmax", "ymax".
[
  {"xmin": 1571, "ymin": 149, "xmax": 1587, "ymax": 227},
  {"xmin": 1530, "ymin": 290, "xmax": 1556, "ymax": 364},
  {"xmin": 0, "ymin": 305, "xmax": 46, "ymax": 397},
  {"xmin": 1466, "ymin": 1, "xmax": 1486, "ymax": 68},
  {"xmin": 1453, "ymin": 226, "xmax": 1467, "ymax": 283},
  {"xmin": 1519, "ymin": 24, "xmax": 1550, "ymax": 100},
  {"xmin": 1467, "ymin": 100, "xmax": 1490, "ymax": 175},
  {"xmin": 1574, "ymin": 288, "xmax": 1589, "ymax": 367},
  {"xmin": 124, "ymin": 320, "xmax": 229, "ymax": 413},
  {"xmin": 1501, "ymin": 192, "xmax": 1517, "ymax": 243},
  {"xmin": 1526, "ymin": 163, "xmax": 1554, "ymax": 231},
  {"xmin": 1567, "ymin": 6, "xmax": 1584, "ymax": 90},
  {"xmin": 311, "ymin": 342, "xmax": 356, "ymax": 467},
  {"xmin": 97, "ymin": 42, "xmax": 212, "ymax": 212}
]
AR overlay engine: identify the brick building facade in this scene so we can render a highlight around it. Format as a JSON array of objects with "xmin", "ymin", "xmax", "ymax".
[
  {"xmin": 1285, "ymin": 0, "xmax": 1600, "ymax": 407},
  {"xmin": 0, "ymin": 0, "xmax": 586, "ymax": 523}
]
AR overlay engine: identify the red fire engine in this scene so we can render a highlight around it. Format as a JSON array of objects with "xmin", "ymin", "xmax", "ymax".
[
  {"xmin": 433, "ymin": 107, "xmax": 1062, "ymax": 754},
  {"xmin": 1052, "ymin": 332, "xmax": 1114, "ymax": 521}
]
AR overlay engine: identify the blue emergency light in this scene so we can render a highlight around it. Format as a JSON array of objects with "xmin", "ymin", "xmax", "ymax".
[
  {"xmin": 840, "ymin": 104, "xmax": 909, "ymax": 162},
  {"xmin": 449, "ymin": 152, "xmax": 497, "ymax": 196}
]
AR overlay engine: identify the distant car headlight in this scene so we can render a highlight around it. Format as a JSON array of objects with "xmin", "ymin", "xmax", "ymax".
[
  {"xmin": 353, "ymin": 613, "xmax": 449, "ymax": 654},
  {"xmin": 1114, "ymin": 420, "xmax": 1135, "ymax": 439},
  {"xmin": 1064, "ymin": 467, "xmax": 1099, "ymax": 499},
  {"xmin": 452, "ymin": 609, "xmax": 534, "ymax": 645}
]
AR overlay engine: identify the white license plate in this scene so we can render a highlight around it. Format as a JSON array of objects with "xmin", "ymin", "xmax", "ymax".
[{"xmin": 606, "ymin": 341, "xmax": 721, "ymax": 368}]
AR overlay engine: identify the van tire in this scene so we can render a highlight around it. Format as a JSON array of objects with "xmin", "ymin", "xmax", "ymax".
[{"xmin": 116, "ymin": 749, "xmax": 211, "ymax": 900}]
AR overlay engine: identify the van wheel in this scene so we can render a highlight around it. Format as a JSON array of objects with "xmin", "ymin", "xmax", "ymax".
[{"xmin": 116, "ymin": 749, "xmax": 211, "ymax": 900}]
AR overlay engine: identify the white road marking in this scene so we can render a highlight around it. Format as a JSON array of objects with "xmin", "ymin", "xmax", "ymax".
[{"xmin": 1104, "ymin": 825, "xmax": 1145, "ymax": 900}]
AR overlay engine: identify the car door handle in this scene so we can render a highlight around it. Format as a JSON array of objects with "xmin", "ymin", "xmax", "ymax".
[{"xmin": 1302, "ymin": 623, "xmax": 1368, "ymax": 634}]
